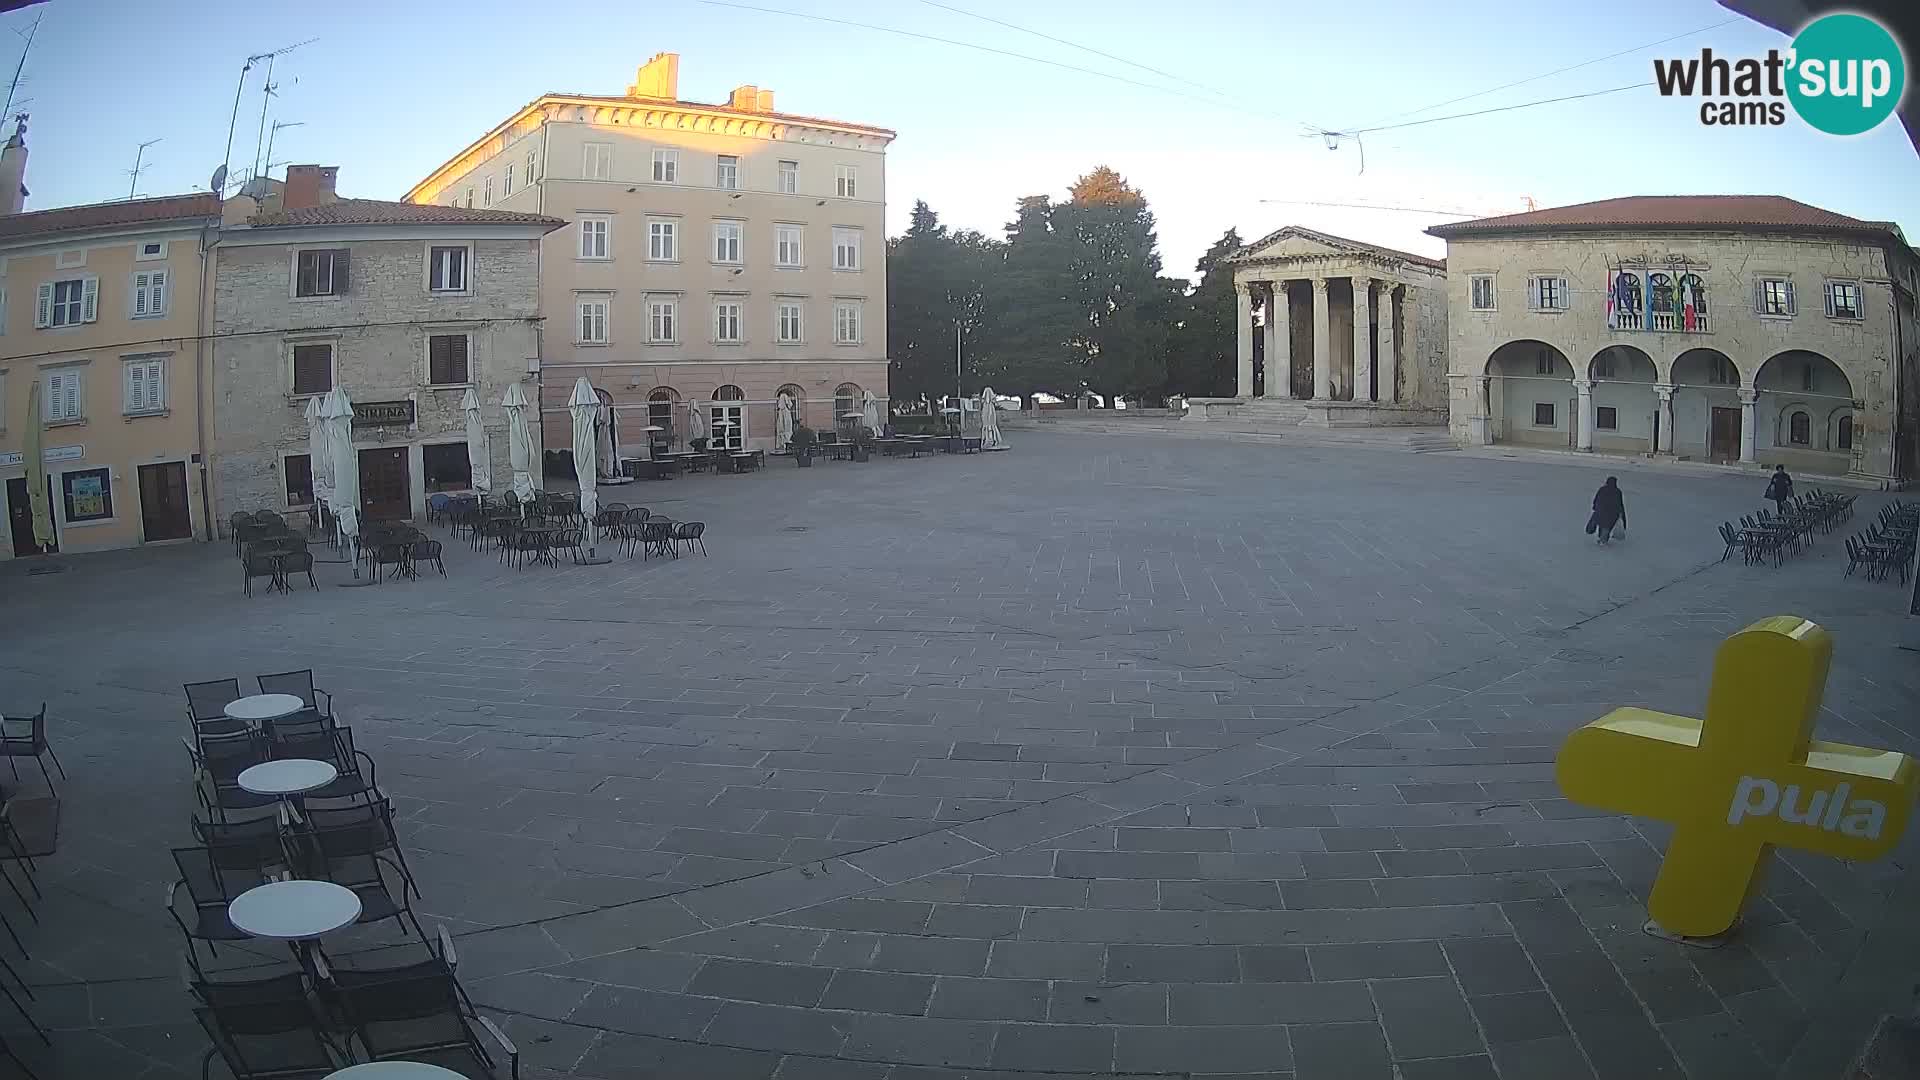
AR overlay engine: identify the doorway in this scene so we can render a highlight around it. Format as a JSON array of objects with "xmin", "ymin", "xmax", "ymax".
[
  {"xmin": 358, "ymin": 447, "xmax": 412, "ymax": 520},
  {"xmin": 6, "ymin": 476, "xmax": 56, "ymax": 556},
  {"xmin": 137, "ymin": 462, "xmax": 193, "ymax": 542},
  {"xmin": 1709, "ymin": 407, "xmax": 1742, "ymax": 462}
]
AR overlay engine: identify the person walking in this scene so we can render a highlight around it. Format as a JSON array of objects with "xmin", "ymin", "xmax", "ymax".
[
  {"xmin": 1587, "ymin": 476, "xmax": 1627, "ymax": 545},
  {"xmin": 1764, "ymin": 465, "xmax": 1794, "ymax": 517}
]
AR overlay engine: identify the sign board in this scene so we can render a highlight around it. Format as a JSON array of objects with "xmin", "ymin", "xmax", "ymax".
[
  {"xmin": 1556, "ymin": 616, "xmax": 1918, "ymax": 939},
  {"xmin": 352, "ymin": 400, "xmax": 415, "ymax": 427},
  {"xmin": 0, "ymin": 445, "xmax": 84, "ymax": 467}
]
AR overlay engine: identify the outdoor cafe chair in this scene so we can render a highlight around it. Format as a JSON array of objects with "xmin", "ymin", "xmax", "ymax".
[
  {"xmin": 187, "ymin": 730, "xmax": 279, "ymax": 822},
  {"xmin": 372, "ymin": 543, "xmax": 410, "ymax": 583},
  {"xmin": 278, "ymin": 550, "xmax": 319, "ymax": 592},
  {"xmin": 672, "ymin": 521, "xmax": 707, "ymax": 557},
  {"xmin": 244, "ymin": 552, "xmax": 283, "ymax": 598},
  {"xmin": 186, "ymin": 679, "xmax": 249, "ymax": 740},
  {"xmin": 309, "ymin": 846, "xmax": 430, "ymax": 946},
  {"xmin": 0, "ymin": 705, "xmax": 64, "ymax": 796},
  {"xmin": 193, "ymin": 996, "xmax": 346, "ymax": 1080},
  {"xmin": 268, "ymin": 726, "xmax": 379, "ymax": 805},
  {"xmin": 296, "ymin": 797, "xmax": 418, "ymax": 901},
  {"xmin": 638, "ymin": 519, "xmax": 675, "ymax": 560},
  {"xmin": 412, "ymin": 539, "xmax": 447, "ymax": 577},
  {"xmin": 0, "ymin": 801, "xmax": 40, "ymax": 909},
  {"xmin": 193, "ymin": 813, "xmax": 293, "ymax": 879},
  {"xmin": 319, "ymin": 926, "xmax": 519, "ymax": 1079},
  {"xmin": 167, "ymin": 846, "xmax": 264, "ymax": 972},
  {"xmin": 257, "ymin": 671, "xmax": 334, "ymax": 727}
]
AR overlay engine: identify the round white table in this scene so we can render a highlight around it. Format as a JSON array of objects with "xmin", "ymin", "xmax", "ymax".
[
  {"xmin": 238, "ymin": 758, "xmax": 338, "ymax": 797},
  {"xmin": 325, "ymin": 1063, "xmax": 468, "ymax": 1079},
  {"xmin": 229, "ymin": 880, "xmax": 361, "ymax": 941},
  {"xmin": 225, "ymin": 693, "xmax": 306, "ymax": 724}
]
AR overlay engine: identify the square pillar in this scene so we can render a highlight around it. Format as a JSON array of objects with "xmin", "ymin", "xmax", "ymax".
[
  {"xmin": 1311, "ymin": 278, "xmax": 1333, "ymax": 401},
  {"xmin": 1575, "ymin": 379, "xmax": 1595, "ymax": 451},
  {"xmin": 1235, "ymin": 285, "xmax": 1254, "ymax": 399},
  {"xmin": 1653, "ymin": 383, "xmax": 1675, "ymax": 455},
  {"xmin": 1376, "ymin": 285, "xmax": 1397, "ymax": 404},
  {"xmin": 1739, "ymin": 388, "xmax": 1758, "ymax": 463},
  {"xmin": 1352, "ymin": 278, "xmax": 1375, "ymax": 404},
  {"xmin": 1266, "ymin": 282, "xmax": 1292, "ymax": 399}
]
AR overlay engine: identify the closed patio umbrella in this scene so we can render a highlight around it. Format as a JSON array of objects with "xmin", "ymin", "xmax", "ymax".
[
  {"xmin": 688, "ymin": 400, "xmax": 707, "ymax": 446},
  {"xmin": 461, "ymin": 387, "xmax": 491, "ymax": 495},
  {"xmin": 502, "ymin": 382, "xmax": 536, "ymax": 514},
  {"xmin": 321, "ymin": 387, "xmax": 366, "ymax": 583},
  {"xmin": 23, "ymin": 381, "xmax": 52, "ymax": 552},
  {"xmin": 862, "ymin": 389, "xmax": 882, "ymax": 434},
  {"xmin": 979, "ymin": 386, "xmax": 1008, "ymax": 451},
  {"xmin": 568, "ymin": 377, "xmax": 608, "ymax": 563},
  {"xmin": 776, "ymin": 395, "xmax": 795, "ymax": 451}
]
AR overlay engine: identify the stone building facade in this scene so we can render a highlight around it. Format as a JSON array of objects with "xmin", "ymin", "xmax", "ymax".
[
  {"xmin": 209, "ymin": 168, "xmax": 561, "ymax": 522},
  {"xmin": 403, "ymin": 52, "xmax": 895, "ymax": 460},
  {"xmin": 1212, "ymin": 227, "xmax": 1448, "ymax": 426},
  {"xmin": 1429, "ymin": 196, "xmax": 1919, "ymax": 483}
]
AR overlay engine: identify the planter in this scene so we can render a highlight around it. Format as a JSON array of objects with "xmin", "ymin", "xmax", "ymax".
[
  {"xmin": 852, "ymin": 447, "xmax": 870, "ymax": 462},
  {"xmin": 796, "ymin": 451, "xmax": 813, "ymax": 467}
]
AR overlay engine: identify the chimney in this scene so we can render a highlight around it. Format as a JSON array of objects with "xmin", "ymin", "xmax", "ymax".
[
  {"xmin": 628, "ymin": 52, "xmax": 680, "ymax": 100},
  {"xmin": 283, "ymin": 165, "xmax": 338, "ymax": 210},
  {"xmin": 727, "ymin": 85, "xmax": 758, "ymax": 111},
  {"xmin": 755, "ymin": 89, "xmax": 775, "ymax": 113},
  {"xmin": 0, "ymin": 114, "xmax": 28, "ymax": 216}
]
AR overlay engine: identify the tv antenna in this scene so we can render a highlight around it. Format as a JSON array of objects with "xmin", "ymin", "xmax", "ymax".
[
  {"xmin": 1, "ymin": 14, "xmax": 39, "ymax": 128},
  {"xmin": 262, "ymin": 120, "xmax": 303, "ymax": 182},
  {"xmin": 219, "ymin": 38, "xmax": 315, "ymax": 196},
  {"xmin": 126, "ymin": 137, "xmax": 160, "ymax": 200}
]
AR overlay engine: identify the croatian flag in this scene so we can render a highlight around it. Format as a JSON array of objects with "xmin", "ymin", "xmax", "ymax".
[{"xmin": 1606, "ymin": 269, "xmax": 1616, "ymax": 324}]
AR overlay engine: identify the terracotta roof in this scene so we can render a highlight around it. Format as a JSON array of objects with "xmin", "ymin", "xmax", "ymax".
[
  {"xmin": 1427, "ymin": 195, "xmax": 1899, "ymax": 240},
  {"xmin": 1232, "ymin": 225, "xmax": 1446, "ymax": 271},
  {"xmin": 0, "ymin": 192, "xmax": 218, "ymax": 242},
  {"xmin": 541, "ymin": 92, "xmax": 895, "ymax": 138},
  {"xmin": 246, "ymin": 198, "xmax": 564, "ymax": 230}
]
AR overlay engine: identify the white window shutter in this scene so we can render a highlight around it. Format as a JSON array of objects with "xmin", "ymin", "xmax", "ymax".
[
  {"xmin": 133, "ymin": 274, "xmax": 149, "ymax": 316},
  {"xmin": 81, "ymin": 277, "xmax": 98, "ymax": 322},
  {"xmin": 147, "ymin": 362, "xmax": 162, "ymax": 409},
  {"xmin": 1555, "ymin": 278, "xmax": 1570, "ymax": 310},
  {"xmin": 1752, "ymin": 279, "xmax": 1764, "ymax": 312},
  {"xmin": 35, "ymin": 282, "xmax": 51, "ymax": 328},
  {"xmin": 125, "ymin": 363, "xmax": 142, "ymax": 411},
  {"xmin": 1526, "ymin": 278, "xmax": 1541, "ymax": 309},
  {"xmin": 151, "ymin": 270, "xmax": 166, "ymax": 314},
  {"xmin": 1823, "ymin": 283, "xmax": 1835, "ymax": 317},
  {"xmin": 1784, "ymin": 281, "xmax": 1796, "ymax": 315}
]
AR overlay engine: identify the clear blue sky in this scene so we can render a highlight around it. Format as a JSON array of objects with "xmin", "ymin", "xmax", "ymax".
[{"xmin": 15, "ymin": 0, "xmax": 1920, "ymax": 277}]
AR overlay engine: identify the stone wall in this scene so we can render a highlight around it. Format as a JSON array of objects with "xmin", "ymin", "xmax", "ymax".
[{"xmin": 211, "ymin": 235, "xmax": 543, "ymax": 520}]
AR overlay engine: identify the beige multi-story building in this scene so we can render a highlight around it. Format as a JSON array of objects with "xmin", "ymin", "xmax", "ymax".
[
  {"xmin": 1429, "ymin": 196, "xmax": 1919, "ymax": 483},
  {"xmin": 404, "ymin": 52, "xmax": 895, "ymax": 462},
  {"xmin": 0, "ymin": 120, "xmax": 222, "ymax": 560},
  {"xmin": 210, "ymin": 166, "xmax": 562, "ymax": 524}
]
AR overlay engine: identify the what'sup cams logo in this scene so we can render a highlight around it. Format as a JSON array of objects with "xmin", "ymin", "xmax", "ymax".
[{"xmin": 1654, "ymin": 12, "xmax": 1906, "ymax": 135}]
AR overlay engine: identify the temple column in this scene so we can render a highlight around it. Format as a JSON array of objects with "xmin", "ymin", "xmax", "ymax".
[
  {"xmin": 1353, "ymin": 277, "xmax": 1374, "ymax": 403},
  {"xmin": 1267, "ymin": 282, "xmax": 1292, "ymax": 399},
  {"xmin": 1235, "ymin": 284, "xmax": 1254, "ymax": 399},
  {"xmin": 1311, "ymin": 278, "xmax": 1333, "ymax": 401},
  {"xmin": 1376, "ymin": 284, "xmax": 1397, "ymax": 403}
]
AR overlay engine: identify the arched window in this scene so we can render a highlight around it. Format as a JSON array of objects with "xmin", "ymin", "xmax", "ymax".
[
  {"xmin": 1678, "ymin": 273, "xmax": 1708, "ymax": 331},
  {"xmin": 1788, "ymin": 410, "xmax": 1811, "ymax": 446},
  {"xmin": 1837, "ymin": 414, "xmax": 1854, "ymax": 451},
  {"xmin": 710, "ymin": 385, "xmax": 745, "ymax": 450},
  {"xmin": 647, "ymin": 388, "xmax": 678, "ymax": 446},
  {"xmin": 776, "ymin": 383, "xmax": 806, "ymax": 430},
  {"xmin": 834, "ymin": 382, "xmax": 862, "ymax": 435},
  {"xmin": 1648, "ymin": 273, "xmax": 1675, "ymax": 330}
]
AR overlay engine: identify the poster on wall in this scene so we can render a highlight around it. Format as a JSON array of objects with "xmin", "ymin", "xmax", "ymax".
[{"xmin": 62, "ymin": 468, "xmax": 113, "ymax": 523}]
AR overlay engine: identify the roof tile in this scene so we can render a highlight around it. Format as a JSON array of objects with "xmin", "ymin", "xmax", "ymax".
[
  {"xmin": 0, "ymin": 193, "xmax": 219, "ymax": 242},
  {"xmin": 246, "ymin": 198, "xmax": 563, "ymax": 230},
  {"xmin": 1427, "ymin": 195, "xmax": 1897, "ymax": 239}
]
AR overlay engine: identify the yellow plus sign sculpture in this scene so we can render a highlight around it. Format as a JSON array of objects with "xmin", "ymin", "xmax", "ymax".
[{"xmin": 1556, "ymin": 616, "xmax": 1918, "ymax": 939}]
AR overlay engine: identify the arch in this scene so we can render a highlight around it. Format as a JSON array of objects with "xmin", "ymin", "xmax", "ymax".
[
  {"xmin": 776, "ymin": 383, "xmax": 807, "ymax": 429},
  {"xmin": 1756, "ymin": 350, "xmax": 1853, "ymax": 400},
  {"xmin": 713, "ymin": 384, "xmax": 745, "ymax": 401},
  {"xmin": 1831, "ymin": 408, "xmax": 1855, "ymax": 452},
  {"xmin": 1587, "ymin": 346, "xmax": 1657, "ymax": 450},
  {"xmin": 1484, "ymin": 340, "xmax": 1574, "ymax": 448},
  {"xmin": 1671, "ymin": 347, "xmax": 1741, "ymax": 388},
  {"xmin": 1589, "ymin": 345, "xmax": 1655, "ymax": 383},
  {"xmin": 646, "ymin": 387, "xmax": 679, "ymax": 448},
  {"xmin": 710, "ymin": 385, "xmax": 746, "ymax": 450},
  {"xmin": 1484, "ymin": 339, "xmax": 1573, "ymax": 380},
  {"xmin": 1774, "ymin": 401, "xmax": 1817, "ymax": 447}
]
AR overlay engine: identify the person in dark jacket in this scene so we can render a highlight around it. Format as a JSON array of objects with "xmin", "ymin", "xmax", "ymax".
[
  {"xmin": 1764, "ymin": 466, "xmax": 1794, "ymax": 515},
  {"xmin": 1589, "ymin": 476, "xmax": 1627, "ymax": 545}
]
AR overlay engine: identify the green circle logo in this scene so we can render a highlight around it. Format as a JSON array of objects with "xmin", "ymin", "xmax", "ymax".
[{"xmin": 1787, "ymin": 13, "xmax": 1906, "ymax": 136}]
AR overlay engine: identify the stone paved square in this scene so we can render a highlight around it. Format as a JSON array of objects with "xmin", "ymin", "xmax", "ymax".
[{"xmin": 1, "ymin": 429, "xmax": 1916, "ymax": 1078}]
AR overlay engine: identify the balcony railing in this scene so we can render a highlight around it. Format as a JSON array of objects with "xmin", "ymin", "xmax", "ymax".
[{"xmin": 1609, "ymin": 308, "xmax": 1710, "ymax": 333}]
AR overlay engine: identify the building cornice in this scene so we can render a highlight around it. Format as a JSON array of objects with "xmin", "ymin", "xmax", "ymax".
[{"xmin": 405, "ymin": 93, "xmax": 897, "ymax": 206}]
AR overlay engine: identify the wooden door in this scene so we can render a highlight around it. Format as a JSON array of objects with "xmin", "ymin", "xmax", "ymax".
[
  {"xmin": 1709, "ymin": 407, "xmax": 1741, "ymax": 462},
  {"xmin": 137, "ymin": 462, "xmax": 192, "ymax": 541},
  {"xmin": 358, "ymin": 447, "xmax": 412, "ymax": 520},
  {"xmin": 7, "ymin": 476, "xmax": 55, "ymax": 556}
]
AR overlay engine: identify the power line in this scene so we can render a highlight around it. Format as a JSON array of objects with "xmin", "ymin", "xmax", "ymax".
[
  {"xmin": 1256, "ymin": 199, "xmax": 1482, "ymax": 218},
  {"xmin": 914, "ymin": 0, "xmax": 1232, "ymax": 99},
  {"xmin": 1316, "ymin": 82, "xmax": 1651, "ymax": 139}
]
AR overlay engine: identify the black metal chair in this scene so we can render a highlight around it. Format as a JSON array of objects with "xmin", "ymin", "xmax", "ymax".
[
  {"xmin": 412, "ymin": 539, "xmax": 446, "ymax": 577},
  {"xmin": 639, "ymin": 519, "xmax": 674, "ymax": 560},
  {"xmin": 244, "ymin": 552, "xmax": 282, "ymax": 597},
  {"xmin": 194, "ymin": 997, "xmax": 346, "ymax": 1080},
  {"xmin": 279, "ymin": 549, "xmax": 318, "ymax": 592},
  {"xmin": 256, "ymin": 671, "xmax": 333, "ymax": 728},
  {"xmin": 187, "ymin": 730, "xmax": 279, "ymax": 822},
  {"xmin": 267, "ymin": 726, "xmax": 378, "ymax": 805},
  {"xmin": 186, "ymin": 679, "xmax": 248, "ymax": 740},
  {"xmin": 0, "ymin": 800, "xmax": 40, "ymax": 909},
  {"xmin": 193, "ymin": 813, "xmax": 293, "ymax": 880},
  {"xmin": 167, "ymin": 846, "xmax": 266, "ymax": 972},
  {"xmin": 0, "ymin": 706, "xmax": 63, "ymax": 795},
  {"xmin": 671, "ymin": 521, "xmax": 707, "ymax": 557},
  {"xmin": 320, "ymin": 927, "xmax": 519, "ymax": 1079},
  {"xmin": 296, "ymin": 798, "xmax": 419, "ymax": 902}
]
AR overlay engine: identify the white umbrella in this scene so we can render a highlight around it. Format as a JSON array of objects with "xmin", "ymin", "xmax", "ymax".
[
  {"xmin": 321, "ymin": 387, "xmax": 363, "ymax": 580},
  {"xmin": 980, "ymin": 386, "xmax": 1008, "ymax": 451},
  {"xmin": 461, "ymin": 387, "xmax": 491, "ymax": 495},
  {"xmin": 862, "ymin": 389, "xmax": 882, "ymax": 433},
  {"xmin": 776, "ymin": 395, "xmax": 796, "ymax": 450},
  {"xmin": 568, "ymin": 377, "xmax": 607, "ymax": 562},
  {"xmin": 304, "ymin": 394, "xmax": 334, "ymax": 515},
  {"xmin": 502, "ymin": 382, "xmax": 536, "ymax": 514}
]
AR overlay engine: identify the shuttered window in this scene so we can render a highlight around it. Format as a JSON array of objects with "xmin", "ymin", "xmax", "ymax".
[
  {"xmin": 37, "ymin": 277, "xmax": 97, "ymax": 327},
  {"xmin": 295, "ymin": 249, "xmax": 349, "ymax": 297},
  {"xmin": 292, "ymin": 343, "xmax": 334, "ymax": 396},
  {"xmin": 124, "ymin": 356, "xmax": 166, "ymax": 414},
  {"xmin": 428, "ymin": 334, "xmax": 470, "ymax": 385},
  {"xmin": 45, "ymin": 370, "xmax": 83, "ymax": 420},
  {"xmin": 132, "ymin": 270, "xmax": 168, "ymax": 318},
  {"xmin": 1756, "ymin": 278, "xmax": 1795, "ymax": 316}
]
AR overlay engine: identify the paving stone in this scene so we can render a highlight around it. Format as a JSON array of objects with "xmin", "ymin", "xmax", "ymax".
[
  {"xmin": 686, "ymin": 958, "xmax": 833, "ymax": 1007},
  {"xmin": 841, "ymin": 1014, "xmax": 997, "ymax": 1069},
  {"xmin": 1395, "ymin": 1055, "xmax": 1499, "ymax": 1080},
  {"xmin": 869, "ymin": 935, "xmax": 992, "ymax": 976},
  {"xmin": 1168, "ymin": 981, "xmax": 1375, "ymax": 1024},
  {"xmin": 702, "ymin": 1001, "xmax": 854, "ymax": 1056},
  {"xmin": 990, "ymin": 1023, "xmax": 1118, "ymax": 1071},
  {"xmin": 1289, "ymin": 1020, "xmax": 1391, "ymax": 1080},
  {"xmin": 1659, "ymin": 1011, "xmax": 1772, "ymax": 1080},
  {"xmin": 1114, "ymin": 1025, "xmax": 1294, "ymax": 1074},
  {"xmin": 568, "ymin": 985, "xmax": 724, "ymax": 1040},
  {"xmin": 927, "ymin": 976, "xmax": 1050, "ymax": 1021},
  {"xmin": 1371, "ymin": 976, "xmax": 1485, "ymax": 1060},
  {"xmin": 1307, "ymin": 941, "xmax": 1449, "ymax": 980},
  {"xmin": 1048, "ymin": 982, "xmax": 1170, "ymax": 1025},
  {"xmin": 1107, "ymin": 944, "xmax": 1241, "ymax": 983},
  {"xmin": 925, "ymin": 903, "xmax": 1024, "ymax": 939},
  {"xmin": 1468, "ymin": 990, "xmax": 1569, "ymax": 1044},
  {"xmin": 986, "ymin": 940, "xmax": 1106, "ymax": 981},
  {"xmin": 818, "ymin": 969, "xmax": 936, "ymax": 1016},
  {"xmin": 1564, "ymin": 1010, "xmax": 1686, "ymax": 1078},
  {"xmin": 1489, "ymin": 1035, "xmax": 1598, "ymax": 1080}
]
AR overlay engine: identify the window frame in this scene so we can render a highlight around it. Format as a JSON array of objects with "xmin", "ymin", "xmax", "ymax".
[
  {"xmin": 122, "ymin": 353, "xmax": 167, "ymax": 416},
  {"xmin": 289, "ymin": 339, "xmax": 337, "ymax": 398},
  {"xmin": 526, "ymin": 148, "xmax": 538, "ymax": 183},
  {"xmin": 1532, "ymin": 401, "xmax": 1556, "ymax": 428},
  {"xmin": 425, "ymin": 243, "xmax": 472, "ymax": 295},
  {"xmin": 282, "ymin": 452, "xmax": 315, "ymax": 509},
  {"xmin": 575, "ymin": 295, "xmax": 611, "ymax": 345},
  {"xmin": 647, "ymin": 218, "xmax": 679, "ymax": 262},
  {"xmin": 1595, "ymin": 405, "xmax": 1617, "ymax": 431},
  {"xmin": 135, "ymin": 239, "xmax": 168, "ymax": 262},
  {"xmin": 777, "ymin": 159, "xmax": 798, "ymax": 194},
  {"xmin": 835, "ymin": 164, "xmax": 858, "ymax": 199},
  {"xmin": 503, "ymin": 163, "xmax": 514, "ymax": 197},
  {"xmin": 712, "ymin": 220, "xmax": 744, "ymax": 265},
  {"xmin": 833, "ymin": 299, "xmax": 863, "ymax": 345},
  {"xmin": 483, "ymin": 176, "xmax": 493, "ymax": 207},
  {"xmin": 1788, "ymin": 409, "xmax": 1812, "ymax": 446},
  {"xmin": 713, "ymin": 298, "xmax": 744, "ymax": 344},
  {"xmin": 425, "ymin": 331, "xmax": 473, "ymax": 387},
  {"xmin": 647, "ymin": 296, "xmax": 679, "ymax": 345},
  {"xmin": 1468, "ymin": 273, "xmax": 1496, "ymax": 312},
  {"xmin": 583, "ymin": 142, "xmax": 613, "ymax": 180},
  {"xmin": 578, "ymin": 216, "xmax": 611, "ymax": 260},
  {"xmin": 41, "ymin": 276, "xmax": 97, "ymax": 327},
  {"xmin": 1757, "ymin": 277, "xmax": 1796, "ymax": 317},
  {"xmin": 421, "ymin": 440, "xmax": 474, "ymax": 494},
  {"xmin": 1528, "ymin": 274, "xmax": 1568, "ymax": 312},
  {"xmin": 44, "ymin": 367, "xmax": 84, "ymax": 422},
  {"xmin": 651, "ymin": 149, "xmax": 679, "ymax": 184},
  {"xmin": 716, "ymin": 154, "xmax": 740, "ymax": 191},
  {"xmin": 291, "ymin": 248, "xmax": 347, "ymax": 299},
  {"xmin": 59, "ymin": 466, "xmax": 114, "ymax": 525},
  {"xmin": 832, "ymin": 227, "xmax": 862, "ymax": 271},
  {"xmin": 130, "ymin": 268, "xmax": 169, "ymax": 319},
  {"xmin": 775, "ymin": 299, "xmax": 805, "ymax": 344},
  {"xmin": 1825, "ymin": 279, "xmax": 1863, "ymax": 320},
  {"xmin": 775, "ymin": 223, "xmax": 804, "ymax": 268}
]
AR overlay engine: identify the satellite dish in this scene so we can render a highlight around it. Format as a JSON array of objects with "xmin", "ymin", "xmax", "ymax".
[{"xmin": 209, "ymin": 164, "xmax": 228, "ymax": 194}]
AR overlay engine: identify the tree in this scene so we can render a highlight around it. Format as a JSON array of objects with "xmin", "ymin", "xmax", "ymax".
[
  {"xmin": 1059, "ymin": 167, "xmax": 1173, "ymax": 400},
  {"xmin": 887, "ymin": 201, "xmax": 998, "ymax": 406},
  {"xmin": 1165, "ymin": 228, "xmax": 1245, "ymax": 398}
]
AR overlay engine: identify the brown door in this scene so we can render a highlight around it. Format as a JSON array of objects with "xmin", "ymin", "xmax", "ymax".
[
  {"xmin": 137, "ymin": 462, "xmax": 193, "ymax": 542},
  {"xmin": 7, "ymin": 476, "xmax": 56, "ymax": 556},
  {"xmin": 358, "ymin": 447, "xmax": 412, "ymax": 521},
  {"xmin": 1709, "ymin": 407, "xmax": 1742, "ymax": 462}
]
